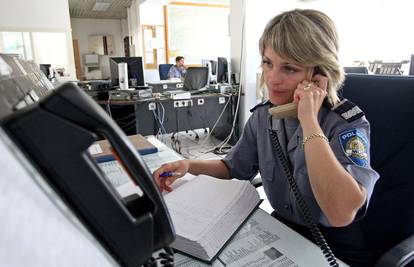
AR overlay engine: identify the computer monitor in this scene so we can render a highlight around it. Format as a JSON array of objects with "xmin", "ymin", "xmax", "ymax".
[
  {"xmin": 409, "ymin": 55, "xmax": 414, "ymax": 75},
  {"xmin": 183, "ymin": 67, "xmax": 209, "ymax": 91},
  {"xmin": 210, "ymin": 60, "xmax": 217, "ymax": 75},
  {"xmin": 39, "ymin": 64, "xmax": 54, "ymax": 80},
  {"xmin": 216, "ymin": 57, "xmax": 228, "ymax": 83},
  {"xmin": 201, "ymin": 59, "xmax": 217, "ymax": 84},
  {"xmin": 109, "ymin": 57, "xmax": 144, "ymax": 86}
]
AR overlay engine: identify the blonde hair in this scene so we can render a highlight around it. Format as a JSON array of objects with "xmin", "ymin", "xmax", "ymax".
[{"xmin": 259, "ymin": 9, "xmax": 344, "ymax": 105}]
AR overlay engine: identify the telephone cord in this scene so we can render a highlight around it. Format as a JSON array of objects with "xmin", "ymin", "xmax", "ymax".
[
  {"xmin": 142, "ymin": 247, "xmax": 174, "ymax": 267},
  {"xmin": 269, "ymin": 129, "xmax": 338, "ymax": 267}
]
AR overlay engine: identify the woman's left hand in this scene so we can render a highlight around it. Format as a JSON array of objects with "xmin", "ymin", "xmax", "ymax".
[{"xmin": 294, "ymin": 74, "xmax": 328, "ymax": 123}]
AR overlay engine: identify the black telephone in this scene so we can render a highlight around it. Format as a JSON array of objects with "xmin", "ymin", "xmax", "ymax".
[{"xmin": 2, "ymin": 82, "xmax": 175, "ymax": 267}]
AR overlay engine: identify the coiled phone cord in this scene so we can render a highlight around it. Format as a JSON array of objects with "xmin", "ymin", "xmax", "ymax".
[
  {"xmin": 142, "ymin": 247, "xmax": 174, "ymax": 267},
  {"xmin": 269, "ymin": 129, "xmax": 339, "ymax": 267}
]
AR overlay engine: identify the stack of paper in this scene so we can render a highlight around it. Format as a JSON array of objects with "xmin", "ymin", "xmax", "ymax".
[{"xmin": 164, "ymin": 175, "xmax": 260, "ymax": 262}]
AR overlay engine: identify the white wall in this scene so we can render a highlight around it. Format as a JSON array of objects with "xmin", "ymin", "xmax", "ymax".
[
  {"xmin": 0, "ymin": 0, "xmax": 71, "ymax": 31},
  {"xmin": 0, "ymin": 0, "xmax": 76, "ymax": 80},
  {"xmin": 128, "ymin": 0, "xmax": 143, "ymax": 57},
  {"xmin": 139, "ymin": 2, "xmax": 166, "ymax": 81},
  {"xmin": 293, "ymin": 0, "xmax": 414, "ymax": 64},
  {"xmin": 230, "ymin": 0, "xmax": 292, "ymax": 127},
  {"xmin": 121, "ymin": 19, "xmax": 129, "ymax": 40},
  {"xmin": 71, "ymin": 18, "xmax": 124, "ymax": 79},
  {"xmin": 140, "ymin": 2, "xmax": 165, "ymax": 25},
  {"xmin": 233, "ymin": 0, "xmax": 414, "ymax": 128}
]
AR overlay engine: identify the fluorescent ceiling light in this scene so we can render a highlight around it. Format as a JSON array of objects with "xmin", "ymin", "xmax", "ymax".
[{"xmin": 92, "ymin": 2, "xmax": 111, "ymax": 12}]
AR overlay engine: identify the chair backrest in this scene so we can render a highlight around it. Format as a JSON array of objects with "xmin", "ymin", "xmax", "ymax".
[
  {"xmin": 158, "ymin": 64, "xmax": 173, "ymax": 80},
  {"xmin": 183, "ymin": 67, "xmax": 209, "ymax": 91},
  {"xmin": 341, "ymin": 74, "xmax": 414, "ymax": 263},
  {"xmin": 343, "ymin": 66, "xmax": 369, "ymax": 74}
]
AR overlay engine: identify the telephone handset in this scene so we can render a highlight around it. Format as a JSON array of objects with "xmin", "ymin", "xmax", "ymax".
[
  {"xmin": 268, "ymin": 102, "xmax": 298, "ymax": 119},
  {"xmin": 3, "ymin": 82, "xmax": 175, "ymax": 267},
  {"xmin": 268, "ymin": 67, "xmax": 324, "ymax": 119}
]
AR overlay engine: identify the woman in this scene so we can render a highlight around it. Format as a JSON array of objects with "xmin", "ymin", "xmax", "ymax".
[{"xmin": 154, "ymin": 9, "xmax": 379, "ymax": 266}]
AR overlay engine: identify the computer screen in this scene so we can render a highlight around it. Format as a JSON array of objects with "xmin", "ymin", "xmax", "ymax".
[
  {"xmin": 39, "ymin": 64, "xmax": 53, "ymax": 79},
  {"xmin": 201, "ymin": 59, "xmax": 217, "ymax": 84},
  {"xmin": 216, "ymin": 57, "xmax": 228, "ymax": 83},
  {"xmin": 183, "ymin": 67, "xmax": 209, "ymax": 91},
  {"xmin": 210, "ymin": 60, "xmax": 217, "ymax": 75},
  {"xmin": 109, "ymin": 57, "xmax": 145, "ymax": 86}
]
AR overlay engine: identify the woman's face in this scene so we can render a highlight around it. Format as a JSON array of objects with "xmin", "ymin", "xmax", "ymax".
[{"xmin": 262, "ymin": 47, "xmax": 310, "ymax": 105}]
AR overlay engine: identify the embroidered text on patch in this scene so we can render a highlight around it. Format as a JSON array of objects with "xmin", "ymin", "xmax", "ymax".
[{"xmin": 341, "ymin": 106, "xmax": 363, "ymax": 120}]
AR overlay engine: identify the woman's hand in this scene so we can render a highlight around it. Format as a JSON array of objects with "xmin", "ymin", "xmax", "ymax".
[
  {"xmin": 294, "ymin": 74, "xmax": 328, "ymax": 124},
  {"xmin": 153, "ymin": 160, "xmax": 190, "ymax": 192}
]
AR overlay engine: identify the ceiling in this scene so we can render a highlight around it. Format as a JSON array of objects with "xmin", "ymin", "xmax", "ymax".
[
  {"xmin": 68, "ymin": 0, "xmax": 229, "ymax": 19},
  {"xmin": 68, "ymin": 0, "xmax": 133, "ymax": 19}
]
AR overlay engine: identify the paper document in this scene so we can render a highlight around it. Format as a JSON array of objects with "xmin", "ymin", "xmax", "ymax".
[
  {"xmin": 174, "ymin": 209, "xmax": 349, "ymax": 267},
  {"xmin": 88, "ymin": 143, "xmax": 103, "ymax": 155},
  {"xmin": 99, "ymin": 144, "xmax": 184, "ymax": 198}
]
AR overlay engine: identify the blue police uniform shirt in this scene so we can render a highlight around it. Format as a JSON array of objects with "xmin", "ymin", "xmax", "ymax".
[
  {"xmin": 168, "ymin": 65, "xmax": 186, "ymax": 79},
  {"xmin": 222, "ymin": 99, "xmax": 380, "ymax": 227}
]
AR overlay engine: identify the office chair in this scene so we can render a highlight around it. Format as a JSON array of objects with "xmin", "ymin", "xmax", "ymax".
[
  {"xmin": 159, "ymin": 64, "xmax": 173, "ymax": 80},
  {"xmin": 409, "ymin": 55, "xmax": 414, "ymax": 76},
  {"xmin": 183, "ymin": 67, "xmax": 209, "ymax": 91},
  {"xmin": 340, "ymin": 74, "xmax": 414, "ymax": 267}
]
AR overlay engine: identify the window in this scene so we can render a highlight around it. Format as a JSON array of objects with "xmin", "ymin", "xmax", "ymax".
[
  {"xmin": 165, "ymin": 2, "xmax": 230, "ymax": 65},
  {"xmin": 0, "ymin": 32, "xmax": 32, "ymax": 60},
  {"xmin": 0, "ymin": 31, "xmax": 72, "ymax": 77}
]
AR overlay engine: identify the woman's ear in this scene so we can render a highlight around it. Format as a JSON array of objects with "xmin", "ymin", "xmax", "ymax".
[
  {"xmin": 313, "ymin": 66, "xmax": 326, "ymax": 77},
  {"xmin": 306, "ymin": 68, "xmax": 315, "ymax": 81}
]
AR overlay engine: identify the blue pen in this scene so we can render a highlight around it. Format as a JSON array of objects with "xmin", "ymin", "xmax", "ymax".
[{"xmin": 159, "ymin": 171, "xmax": 181, "ymax": 177}]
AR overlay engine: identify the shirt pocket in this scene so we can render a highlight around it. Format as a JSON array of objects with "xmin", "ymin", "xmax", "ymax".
[{"xmin": 259, "ymin": 158, "xmax": 275, "ymax": 181}]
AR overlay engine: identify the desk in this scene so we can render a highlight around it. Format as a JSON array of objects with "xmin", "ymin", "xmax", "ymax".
[
  {"xmin": 101, "ymin": 137, "xmax": 348, "ymax": 267},
  {"xmin": 101, "ymin": 92, "xmax": 238, "ymax": 141},
  {"xmin": 175, "ymin": 209, "xmax": 348, "ymax": 267}
]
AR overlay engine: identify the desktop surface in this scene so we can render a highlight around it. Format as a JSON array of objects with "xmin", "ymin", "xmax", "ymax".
[{"xmin": 101, "ymin": 137, "xmax": 348, "ymax": 267}]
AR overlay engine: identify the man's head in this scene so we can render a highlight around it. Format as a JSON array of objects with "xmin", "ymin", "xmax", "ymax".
[{"xmin": 175, "ymin": 56, "xmax": 185, "ymax": 67}]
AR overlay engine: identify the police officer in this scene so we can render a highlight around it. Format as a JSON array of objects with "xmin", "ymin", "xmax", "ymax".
[{"xmin": 154, "ymin": 9, "xmax": 379, "ymax": 266}]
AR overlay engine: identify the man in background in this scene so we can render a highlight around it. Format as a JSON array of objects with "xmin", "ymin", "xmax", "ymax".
[{"xmin": 168, "ymin": 56, "xmax": 187, "ymax": 79}]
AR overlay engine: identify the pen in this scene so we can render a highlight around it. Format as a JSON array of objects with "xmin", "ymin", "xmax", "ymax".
[{"xmin": 159, "ymin": 171, "xmax": 181, "ymax": 178}]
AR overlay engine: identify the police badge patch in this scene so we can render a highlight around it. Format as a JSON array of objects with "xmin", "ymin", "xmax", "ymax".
[{"xmin": 339, "ymin": 129, "xmax": 368, "ymax": 167}]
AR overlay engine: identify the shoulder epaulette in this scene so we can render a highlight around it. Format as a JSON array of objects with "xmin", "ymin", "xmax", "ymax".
[
  {"xmin": 331, "ymin": 99, "xmax": 364, "ymax": 122},
  {"xmin": 250, "ymin": 100, "xmax": 271, "ymax": 112}
]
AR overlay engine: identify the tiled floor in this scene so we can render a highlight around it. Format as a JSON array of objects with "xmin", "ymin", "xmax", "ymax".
[
  {"xmin": 159, "ymin": 129, "xmax": 273, "ymax": 214},
  {"xmin": 158, "ymin": 129, "xmax": 228, "ymax": 160}
]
